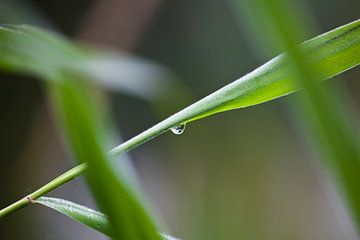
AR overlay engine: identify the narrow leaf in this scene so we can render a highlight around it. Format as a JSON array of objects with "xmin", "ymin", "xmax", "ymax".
[
  {"xmin": 0, "ymin": 24, "xmax": 176, "ymax": 99},
  {"xmin": 37, "ymin": 197, "xmax": 112, "ymax": 236},
  {"xmin": 110, "ymin": 19, "xmax": 360, "ymax": 157},
  {"xmin": 0, "ymin": 21, "xmax": 358, "ymax": 127},
  {"xmin": 36, "ymin": 197, "xmax": 178, "ymax": 240},
  {"xmin": 233, "ymin": 0, "xmax": 360, "ymax": 232},
  {"xmin": 50, "ymin": 73, "xmax": 161, "ymax": 240},
  {"xmin": 1, "ymin": 20, "xmax": 360, "ymax": 222},
  {"xmin": 179, "ymin": 19, "xmax": 360, "ymax": 123}
]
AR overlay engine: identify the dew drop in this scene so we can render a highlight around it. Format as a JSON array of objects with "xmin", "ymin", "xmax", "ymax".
[{"xmin": 170, "ymin": 123, "xmax": 186, "ymax": 135}]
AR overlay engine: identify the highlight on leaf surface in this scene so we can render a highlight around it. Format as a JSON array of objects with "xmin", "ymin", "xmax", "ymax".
[
  {"xmin": 36, "ymin": 197, "xmax": 178, "ymax": 240},
  {"xmin": 37, "ymin": 197, "xmax": 112, "ymax": 236}
]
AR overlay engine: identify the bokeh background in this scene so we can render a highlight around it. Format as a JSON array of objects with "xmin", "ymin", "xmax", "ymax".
[{"xmin": 1, "ymin": 0, "xmax": 360, "ymax": 239}]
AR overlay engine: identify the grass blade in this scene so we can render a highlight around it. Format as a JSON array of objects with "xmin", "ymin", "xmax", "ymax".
[
  {"xmin": 37, "ymin": 197, "xmax": 112, "ymax": 236},
  {"xmin": 1, "ymin": 19, "xmax": 360, "ymax": 219},
  {"xmin": 0, "ymin": 21, "xmax": 358, "ymax": 126},
  {"xmin": 109, "ymin": 19, "xmax": 360, "ymax": 156},
  {"xmin": 0, "ymin": 24, "xmax": 175, "ymax": 99},
  {"xmin": 36, "ymin": 197, "xmax": 178, "ymax": 240},
  {"xmin": 232, "ymin": 0, "xmax": 360, "ymax": 232},
  {"xmin": 49, "ymin": 73, "xmax": 161, "ymax": 240}
]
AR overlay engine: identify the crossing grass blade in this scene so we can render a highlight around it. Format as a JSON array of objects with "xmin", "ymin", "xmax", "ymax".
[
  {"xmin": 49, "ymin": 73, "xmax": 162, "ymax": 240},
  {"xmin": 231, "ymin": 0, "xmax": 360, "ymax": 233},
  {"xmin": 37, "ymin": 197, "xmax": 112, "ymax": 236},
  {"xmin": 1, "ymin": 19, "xmax": 360, "ymax": 220},
  {"xmin": 36, "ymin": 197, "xmax": 178, "ymax": 240}
]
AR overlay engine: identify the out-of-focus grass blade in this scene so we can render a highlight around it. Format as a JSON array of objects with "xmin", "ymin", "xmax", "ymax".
[
  {"xmin": 81, "ymin": 50, "xmax": 178, "ymax": 101},
  {"xmin": 232, "ymin": 0, "xmax": 360, "ymax": 233},
  {"xmin": 50, "ymin": 73, "xmax": 162, "ymax": 240},
  {"xmin": 0, "ymin": 24, "xmax": 176, "ymax": 100},
  {"xmin": 36, "ymin": 197, "xmax": 178, "ymax": 240},
  {"xmin": 0, "ymin": 25, "xmax": 84, "ymax": 77},
  {"xmin": 0, "ymin": 0, "xmax": 50, "ymax": 26}
]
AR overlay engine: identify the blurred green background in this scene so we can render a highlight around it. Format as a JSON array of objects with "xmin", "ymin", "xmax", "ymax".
[{"xmin": 0, "ymin": 0, "xmax": 360, "ymax": 239}]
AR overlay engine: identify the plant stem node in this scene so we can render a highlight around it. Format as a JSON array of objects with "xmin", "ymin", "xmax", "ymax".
[{"xmin": 26, "ymin": 196, "xmax": 35, "ymax": 204}]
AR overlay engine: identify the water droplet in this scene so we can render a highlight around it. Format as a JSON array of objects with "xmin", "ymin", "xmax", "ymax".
[{"xmin": 170, "ymin": 124, "xmax": 186, "ymax": 135}]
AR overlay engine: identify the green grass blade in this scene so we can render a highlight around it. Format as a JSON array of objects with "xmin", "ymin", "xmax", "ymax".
[
  {"xmin": 108, "ymin": 19, "xmax": 360, "ymax": 155},
  {"xmin": 49, "ymin": 74, "xmax": 161, "ymax": 240},
  {"xmin": 0, "ymin": 24, "xmax": 175, "ymax": 99},
  {"xmin": 0, "ymin": 21, "xmax": 358, "ymax": 127},
  {"xmin": 36, "ymin": 197, "xmax": 178, "ymax": 240},
  {"xmin": 179, "ymin": 19, "xmax": 360, "ymax": 122},
  {"xmin": 0, "ymin": 21, "xmax": 359, "ymax": 150},
  {"xmin": 232, "ymin": 0, "xmax": 360, "ymax": 232},
  {"xmin": 109, "ymin": 19, "xmax": 360, "ymax": 156},
  {"xmin": 1, "ymin": 19, "xmax": 360, "ymax": 219},
  {"xmin": 37, "ymin": 197, "xmax": 112, "ymax": 236}
]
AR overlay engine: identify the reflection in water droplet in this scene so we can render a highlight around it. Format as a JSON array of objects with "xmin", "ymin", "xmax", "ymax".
[{"xmin": 170, "ymin": 124, "xmax": 186, "ymax": 135}]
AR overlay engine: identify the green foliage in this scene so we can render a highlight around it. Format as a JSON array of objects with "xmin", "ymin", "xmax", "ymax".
[
  {"xmin": 0, "ymin": 24, "xmax": 174, "ymax": 99},
  {"xmin": 0, "ymin": 25, "xmax": 83, "ymax": 77},
  {"xmin": 232, "ymin": 0, "xmax": 360, "ymax": 231},
  {"xmin": 37, "ymin": 197, "xmax": 112, "ymax": 236},
  {"xmin": 110, "ymin": 18, "xmax": 360, "ymax": 157},
  {"xmin": 176, "ymin": 19, "xmax": 360, "ymax": 122},
  {"xmin": 36, "ymin": 197, "xmax": 178, "ymax": 240},
  {"xmin": 0, "ymin": 14, "xmax": 360, "ymax": 240},
  {"xmin": 49, "ymin": 74, "xmax": 161, "ymax": 240}
]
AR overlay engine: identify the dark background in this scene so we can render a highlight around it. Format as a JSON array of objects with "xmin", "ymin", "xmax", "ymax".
[{"xmin": 0, "ymin": 0, "xmax": 360, "ymax": 239}]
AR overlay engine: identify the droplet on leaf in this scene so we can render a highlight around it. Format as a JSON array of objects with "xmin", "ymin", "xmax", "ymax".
[{"xmin": 170, "ymin": 124, "xmax": 186, "ymax": 135}]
